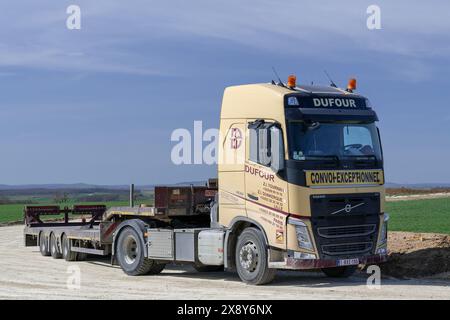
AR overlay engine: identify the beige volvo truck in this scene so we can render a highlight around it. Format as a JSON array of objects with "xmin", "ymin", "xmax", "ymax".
[{"xmin": 24, "ymin": 76, "xmax": 388, "ymax": 285}]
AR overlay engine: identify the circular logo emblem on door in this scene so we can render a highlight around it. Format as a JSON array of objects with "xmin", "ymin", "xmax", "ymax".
[{"xmin": 230, "ymin": 128, "xmax": 243, "ymax": 149}]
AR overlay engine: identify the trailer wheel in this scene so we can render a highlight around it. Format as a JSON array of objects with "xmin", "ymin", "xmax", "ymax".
[
  {"xmin": 116, "ymin": 227, "xmax": 154, "ymax": 276},
  {"xmin": 50, "ymin": 233, "xmax": 62, "ymax": 259},
  {"xmin": 235, "ymin": 227, "xmax": 276, "ymax": 285},
  {"xmin": 39, "ymin": 233, "xmax": 50, "ymax": 256},
  {"xmin": 62, "ymin": 234, "xmax": 77, "ymax": 261},
  {"xmin": 321, "ymin": 266, "xmax": 358, "ymax": 278}
]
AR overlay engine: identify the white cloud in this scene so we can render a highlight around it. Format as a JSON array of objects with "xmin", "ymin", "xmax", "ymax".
[{"xmin": 0, "ymin": 0, "xmax": 448, "ymax": 76}]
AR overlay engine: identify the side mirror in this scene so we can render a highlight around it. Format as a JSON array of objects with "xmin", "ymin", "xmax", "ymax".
[{"xmin": 270, "ymin": 126, "xmax": 285, "ymax": 173}]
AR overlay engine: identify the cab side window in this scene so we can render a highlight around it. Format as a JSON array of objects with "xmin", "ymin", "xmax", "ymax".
[
  {"xmin": 248, "ymin": 120, "xmax": 284, "ymax": 172},
  {"xmin": 249, "ymin": 120, "xmax": 271, "ymax": 166}
]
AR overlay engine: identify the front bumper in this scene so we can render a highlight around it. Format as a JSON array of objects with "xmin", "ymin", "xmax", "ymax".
[{"xmin": 269, "ymin": 254, "xmax": 387, "ymax": 270}]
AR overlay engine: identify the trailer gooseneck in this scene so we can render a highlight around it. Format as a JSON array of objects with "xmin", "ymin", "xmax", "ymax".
[{"xmin": 24, "ymin": 75, "xmax": 389, "ymax": 285}]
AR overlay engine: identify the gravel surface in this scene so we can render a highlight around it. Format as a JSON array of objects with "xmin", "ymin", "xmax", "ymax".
[{"xmin": 0, "ymin": 225, "xmax": 449, "ymax": 299}]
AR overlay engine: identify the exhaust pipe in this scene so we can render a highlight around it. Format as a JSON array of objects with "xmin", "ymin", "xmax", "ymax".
[{"xmin": 129, "ymin": 184, "xmax": 135, "ymax": 207}]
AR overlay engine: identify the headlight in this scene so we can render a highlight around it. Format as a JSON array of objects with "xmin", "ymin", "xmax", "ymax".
[
  {"xmin": 288, "ymin": 218, "xmax": 314, "ymax": 251},
  {"xmin": 295, "ymin": 225, "xmax": 314, "ymax": 250},
  {"xmin": 379, "ymin": 213, "xmax": 389, "ymax": 244}
]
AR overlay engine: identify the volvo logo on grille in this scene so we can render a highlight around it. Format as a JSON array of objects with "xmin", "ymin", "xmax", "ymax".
[{"xmin": 331, "ymin": 202, "xmax": 365, "ymax": 215}]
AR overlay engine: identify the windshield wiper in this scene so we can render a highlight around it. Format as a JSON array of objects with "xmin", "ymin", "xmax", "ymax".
[
  {"xmin": 304, "ymin": 155, "xmax": 340, "ymax": 162},
  {"xmin": 342, "ymin": 155, "xmax": 377, "ymax": 161}
]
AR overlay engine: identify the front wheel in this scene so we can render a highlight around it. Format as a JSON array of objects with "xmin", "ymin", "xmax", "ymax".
[
  {"xmin": 321, "ymin": 265, "xmax": 358, "ymax": 278},
  {"xmin": 235, "ymin": 228, "xmax": 276, "ymax": 285}
]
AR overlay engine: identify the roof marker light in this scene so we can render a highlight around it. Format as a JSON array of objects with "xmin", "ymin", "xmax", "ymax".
[
  {"xmin": 287, "ymin": 75, "xmax": 296, "ymax": 88},
  {"xmin": 347, "ymin": 78, "xmax": 357, "ymax": 92}
]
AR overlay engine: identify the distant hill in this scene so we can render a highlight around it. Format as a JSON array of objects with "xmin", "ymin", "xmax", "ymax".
[
  {"xmin": 0, "ymin": 183, "xmax": 101, "ymax": 190},
  {"xmin": 0, "ymin": 180, "xmax": 209, "ymax": 192}
]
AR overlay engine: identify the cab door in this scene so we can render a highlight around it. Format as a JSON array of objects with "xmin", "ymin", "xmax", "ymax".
[{"xmin": 244, "ymin": 120, "xmax": 289, "ymax": 249}]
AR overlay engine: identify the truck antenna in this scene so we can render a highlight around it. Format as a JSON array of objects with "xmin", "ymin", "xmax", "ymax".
[
  {"xmin": 324, "ymin": 70, "xmax": 337, "ymax": 88},
  {"xmin": 271, "ymin": 67, "xmax": 284, "ymax": 87}
]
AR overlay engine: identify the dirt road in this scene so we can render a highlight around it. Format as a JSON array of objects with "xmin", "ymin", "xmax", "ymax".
[{"xmin": 0, "ymin": 225, "xmax": 449, "ymax": 300}]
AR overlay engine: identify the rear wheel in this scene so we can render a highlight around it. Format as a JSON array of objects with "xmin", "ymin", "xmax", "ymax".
[
  {"xmin": 321, "ymin": 265, "xmax": 358, "ymax": 278},
  {"xmin": 50, "ymin": 233, "xmax": 62, "ymax": 259},
  {"xmin": 116, "ymin": 227, "xmax": 162, "ymax": 276},
  {"xmin": 39, "ymin": 233, "xmax": 50, "ymax": 256},
  {"xmin": 62, "ymin": 234, "xmax": 77, "ymax": 261},
  {"xmin": 235, "ymin": 227, "xmax": 276, "ymax": 285}
]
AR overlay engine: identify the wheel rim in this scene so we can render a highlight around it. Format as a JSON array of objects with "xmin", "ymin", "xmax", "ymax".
[
  {"xmin": 122, "ymin": 234, "xmax": 139, "ymax": 265},
  {"xmin": 239, "ymin": 241, "xmax": 259, "ymax": 273}
]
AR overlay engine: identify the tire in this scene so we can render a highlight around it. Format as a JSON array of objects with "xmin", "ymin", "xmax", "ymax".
[
  {"xmin": 116, "ymin": 227, "xmax": 160, "ymax": 276},
  {"xmin": 62, "ymin": 234, "xmax": 78, "ymax": 261},
  {"xmin": 39, "ymin": 233, "xmax": 50, "ymax": 256},
  {"xmin": 321, "ymin": 265, "xmax": 358, "ymax": 278},
  {"xmin": 50, "ymin": 233, "xmax": 62, "ymax": 259},
  {"xmin": 193, "ymin": 265, "xmax": 224, "ymax": 272},
  {"xmin": 235, "ymin": 227, "xmax": 276, "ymax": 285}
]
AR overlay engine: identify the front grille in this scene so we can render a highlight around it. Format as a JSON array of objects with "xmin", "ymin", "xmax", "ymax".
[
  {"xmin": 322, "ymin": 242, "xmax": 373, "ymax": 256},
  {"xmin": 317, "ymin": 224, "xmax": 376, "ymax": 238},
  {"xmin": 310, "ymin": 193, "xmax": 380, "ymax": 259}
]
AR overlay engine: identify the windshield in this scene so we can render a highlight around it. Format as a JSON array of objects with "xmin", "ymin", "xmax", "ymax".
[{"xmin": 287, "ymin": 122, "xmax": 382, "ymax": 161}]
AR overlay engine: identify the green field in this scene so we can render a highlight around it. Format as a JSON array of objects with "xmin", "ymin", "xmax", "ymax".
[
  {"xmin": 386, "ymin": 197, "xmax": 450, "ymax": 234},
  {"xmin": 1, "ymin": 197, "xmax": 449, "ymax": 234}
]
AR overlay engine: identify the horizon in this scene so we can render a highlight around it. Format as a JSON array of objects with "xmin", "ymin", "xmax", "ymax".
[{"xmin": 2, "ymin": 181, "xmax": 450, "ymax": 188}]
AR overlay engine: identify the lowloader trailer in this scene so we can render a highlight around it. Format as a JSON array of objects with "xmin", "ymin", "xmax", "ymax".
[{"xmin": 24, "ymin": 75, "xmax": 389, "ymax": 285}]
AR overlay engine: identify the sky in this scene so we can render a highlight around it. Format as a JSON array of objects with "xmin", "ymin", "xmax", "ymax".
[{"xmin": 0, "ymin": 0, "xmax": 449, "ymax": 185}]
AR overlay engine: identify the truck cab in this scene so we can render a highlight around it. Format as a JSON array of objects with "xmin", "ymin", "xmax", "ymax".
[{"xmin": 218, "ymin": 78, "xmax": 388, "ymax": 284}]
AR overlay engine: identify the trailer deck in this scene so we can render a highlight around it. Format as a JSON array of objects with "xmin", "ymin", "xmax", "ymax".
[{"xmin": 23, "ymin": 204, "xmax": 119, "ymax": 257}]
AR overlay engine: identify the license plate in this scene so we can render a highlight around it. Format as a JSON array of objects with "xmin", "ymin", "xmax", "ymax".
[{"xmin": 337, "ymin": 258, "xmax": 359, "ymax": 266}]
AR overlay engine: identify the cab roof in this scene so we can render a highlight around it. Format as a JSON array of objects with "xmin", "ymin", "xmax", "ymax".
[{"xmin": 220, "ymin": 83, "xmax": 369, "ymax": 120}]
